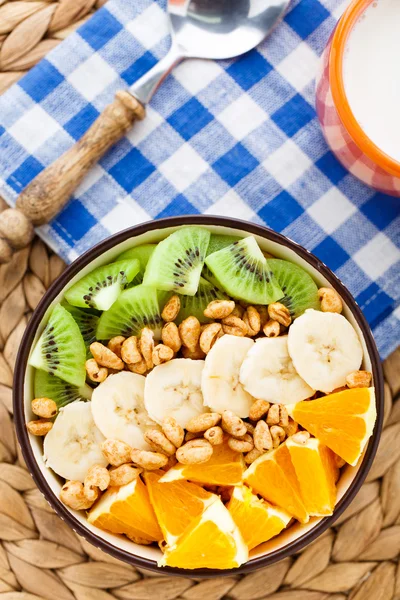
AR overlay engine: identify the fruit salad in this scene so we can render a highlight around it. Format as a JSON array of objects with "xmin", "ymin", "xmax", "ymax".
[{"xmin": 25, "ymin": 226, "xmax": 377, "ymax": 570}]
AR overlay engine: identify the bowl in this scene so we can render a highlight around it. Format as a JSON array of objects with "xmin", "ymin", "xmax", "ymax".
[{"xmin": 13, "ymin": 215, "xmax": 384, "ymax": 576}]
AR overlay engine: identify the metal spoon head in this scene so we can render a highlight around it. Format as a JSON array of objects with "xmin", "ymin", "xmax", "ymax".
[{"xmin": 168, "ymin": 0, "xmax": 290, "ymax": 59}]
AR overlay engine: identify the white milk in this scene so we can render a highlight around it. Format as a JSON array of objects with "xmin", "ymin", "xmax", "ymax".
[{"xmin": 343, "ymin": 0, "xmax": 400, "ymax": 162}]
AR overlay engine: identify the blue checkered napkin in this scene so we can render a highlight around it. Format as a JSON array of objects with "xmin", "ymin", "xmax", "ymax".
[{"xmin": 0, "ymin": 0, "xmax": 399, "ymax": 359}]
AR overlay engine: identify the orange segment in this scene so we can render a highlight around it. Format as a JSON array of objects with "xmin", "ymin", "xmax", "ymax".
[
  {"xmin": 227, "ymin": 486, "xmax": 291, "ymax": 550},
  {"xmin": 243, "ymin": 444, "xmax": 309, "ymax": 523},
  {"xmin": 287, "ymin": 387, "xmax": 376, "ymax": 465},
  {"xmin": 88, "ymin": 477, "xmax": 162, "ymax": 541},
  {"xmin": 159, "ymin": 439, "xmax": 244, "ymax": 486},
  {"xmin": 144, "ymin": 471, "xmax": 217, "ymax": 545},
  {"xmin": 286, "ymin": 437, "xmax": 338, "ymax": 516},
  {"xmin": 159, "ymin": 499, "xmax": 248, "ymax": 569}
]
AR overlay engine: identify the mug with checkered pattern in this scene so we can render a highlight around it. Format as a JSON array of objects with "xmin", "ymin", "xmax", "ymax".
[{"xmin": 316, "ymin": 0, "xmax": 400, "ymax": 197}]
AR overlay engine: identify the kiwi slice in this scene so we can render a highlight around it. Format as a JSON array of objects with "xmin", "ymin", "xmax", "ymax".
[
  {"xmin": 205, "ymin": 237, "xmax": 283, "ymax": 305},
  {"xmin": 64, "ymin": 259, "xmax": 140, "ymax": 311},
  {"xmin": 143, "ymin": 227, "xmax": 210, "ymax": 295},
  {"xmin": 268, "ymin": 259, "xmax": 320, "ymax": 318},
  {"xmin": 62, "ymin": 303, "xmax": 99, "ymax": 357},
  {"xmin": 175, "ymin": 277, "xmax": 228, "ymax": 324},
  {"xmin": 34, "ymin": 369, "xmax": 92, "ymax": 408},
  {"xmin": 29, "ymin": 304, "xmax": 86, "ymax": 388},
  {"xmin": 96, "ymin": 285, "xmax": 163, "ymax": 341},
  {"xmin": 206, "ymin": 234, "xmax": 241, "ymax": 256},
  {"xmin": 117, "ymin": 244, "xmax": 156, "ymax": 285}
]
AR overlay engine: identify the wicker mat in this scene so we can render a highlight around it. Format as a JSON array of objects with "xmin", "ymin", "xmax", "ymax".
[{"xmin": 0, "ymin": 2, "xmax": 400, "ymax": 597}]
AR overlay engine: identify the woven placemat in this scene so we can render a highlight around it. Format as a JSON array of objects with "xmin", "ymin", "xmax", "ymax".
[
  {"xmin": 0, "ymin": 1, "xmax": 399, "ymax": 596},
  {"xmin": 0, "ymin": 0, "xmax": 106, "ymax": 94}
]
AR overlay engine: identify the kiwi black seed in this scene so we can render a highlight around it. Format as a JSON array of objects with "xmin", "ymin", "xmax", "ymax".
[
  {"xmin": 143, "ymin": 226, "xmax": 211, "ymax": 296},
  {"xmin": 205, "ymin": 236, "xmax": 283, "ymax": 305}
]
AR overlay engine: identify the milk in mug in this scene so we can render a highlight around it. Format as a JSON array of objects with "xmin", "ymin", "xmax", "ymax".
[{"xmin": 343, "ymin": 0, "xmax": 400, "ymax": 162}]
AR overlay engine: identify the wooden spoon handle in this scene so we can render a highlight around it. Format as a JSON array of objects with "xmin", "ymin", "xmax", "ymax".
[{"xmin": 0, "ymin": 91, "xmax": 145, "ymax": 263}]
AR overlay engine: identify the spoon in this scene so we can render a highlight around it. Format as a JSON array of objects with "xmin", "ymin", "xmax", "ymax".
[{"xmin": 0, "ymin": 0, "xmax": 290, "ymax": 263}]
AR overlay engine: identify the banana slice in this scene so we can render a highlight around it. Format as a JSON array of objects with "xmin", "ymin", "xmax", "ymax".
[
  {"xmin": 287, "ymin": 309, "xmax": 363, "ymax": 393},
  {"xmin": 91, "ymin": 371, "xmax": 155, "ymax": 449},
  {"xmin": 144, "ymin": 358, "xmax": 207, "ymax": 428},
  {"xmin": 43, "ymin": 401, "xmax": 107, "ymax": 482},
  {"xmin": 239, "ymin": 336, "xmax": 314, "ymax": 405},
  {"xmin": 202, "ymin": 335, "xmax": 255, "ymax": 417}
]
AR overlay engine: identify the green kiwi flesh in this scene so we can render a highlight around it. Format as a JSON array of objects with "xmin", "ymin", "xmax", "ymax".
[
  {"xmin": 268, "ymin": 259, "xmax": 320, "ymax": 318},
  {"xmin": 96, "ymin": 285, "xmax": 163, "ymax": 341},
  {"xmin": 143, "ymin": 227, "xmax": 210, "ymax": 295},
  {"xmin": 205, "ymin": 237, "xmax": 283, "ymax": 304},
  {"xmin": 34, "ymin": 369, "xmax": 92, "ymax": 408},
  {"xmin": 29, "ymin": 304, "xmax": 86, "ymax": 388},
  {"xmin": 175, "ymin": 277, "xmax": 228, "ymax": 324},
  {"xmin": 206, "ymin": 234, "xmax": 241, "ymax": 256},
  {"xmin": 64, "ymin": 259, "xmax": 140, "ymax": 311},
  {"xmin": 62, "ymin": 303, "xmax": 99, "ymax": 357},
  {"xmin": 117, "ymin": 244, "xmax": 156, "ymax": 285}
]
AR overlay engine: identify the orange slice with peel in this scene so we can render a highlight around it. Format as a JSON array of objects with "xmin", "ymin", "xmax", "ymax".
[
  {"xmin": 88, "ymin": 477, "xmax": 162, "ymax": 542},
  {"xmin": 227, "ymin": 485, "xmax": 291, "ymax": 550},
  {"xmin": 287, "ymin": 387, "xmax": 376, "ymax": 466},
  {"xmin": 159, "ymin": 438, "xmax": 243, "ymax": 486},
  {"xmin": 286, "ymin": 435, "xmax": 338, "ymax": 516},
  {"xmin": 159, "ymin": 498, "xmax": 248, "ymax": 569},
  {"xmin": 243, "ymin": 444, "xmax": 309, "ymax": 523},
  {"xmin": 144, "ymin": 470, "xmax": 218, "ymax": 545}
]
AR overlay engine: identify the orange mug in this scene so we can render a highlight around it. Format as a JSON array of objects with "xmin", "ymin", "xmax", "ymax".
[{"xmin": 316, "ymin": 0, "xmax": 400, "ymax": 197}]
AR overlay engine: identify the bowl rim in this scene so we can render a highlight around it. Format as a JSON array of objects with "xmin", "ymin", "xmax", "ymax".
[{"xmin": 13, "ymin": 215, "xmax": 384, "ymax": 577}]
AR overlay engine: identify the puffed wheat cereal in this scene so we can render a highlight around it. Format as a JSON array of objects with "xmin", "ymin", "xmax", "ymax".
[
  {"xmin": 109, "ymin": 464, "xmax": 142, "ymax": 487},
  {"xmin": 121, "ymin": 336, "xmax": 142, "ymax": 364},
  {"xmin": 31, "ymin": 397, "xmax": 57, "ymax": 419},
  {"xmin": 228, "ymin": 433, "xmax": 254, "ymax": 453},
  {"xmin": 318, "ymin": 287, "xmax": 343, "ymax": 314},
  {"xmin": 254, "ymin": 420, "xmax": 273, "ymax": 452},
  {"xmin": 249, "ymin": 399, "xmax": 270, "ymax": 421},
  {"xmin": 60, "ymin": 480, "xmax": 94, "ymax": 510},
  {"xmin": 85, "ymin": 358, "xmax": 108, "ymax": 383},
  {"xmin": 131, "ymin": 449, "xmax": 168, "ymax": 470},
  {"xmin": 144, "ymin": 428, "xmax": 177, "ymax": 456},
  {"xmin": 268, "ymin": 303, "xmax": 291, "ymax": 327},
  {"xmin": 199, "ymin": 322, "xmax": 222, "ymax": 353},
  {"xmin": 221, "ymin": 410, "xmax": 247, "ymax": 438},
  {"xmin": 179, "ymin": 316, "xmax": 201, "ymax": 352},
  {"xmin": 101, "ymin": 439, "xmax": 132, "ymax": 466},
  {"xmin": 346, "ymin": 370, "xmax": 372, "ymax": 388},
  {"xmin": 203, "ymin": 299, "xmax": 235, "ymax": 320},
  {"xmin": 162, "ymin": 416, "xmax": 184, "ymax": 448},
  {"xmin": 107, "ymin": 336, "xmax": 125, "ymax": 358},
  {"xmin": 140, "ymin": 327, "xmax": 155, "ymax": 370},
  {"xmin": 204, "ymin": 426, "xmax": 224, "ymax": 446},
  {"xmin": 90, "ymin": 342, "xmax": 124, "ymax": 370},
  {"xmin": 162, "ymin": 295, "xmax": 181, "ymax": 322},
  {"xmin": 27, "ymin": 419, "xmax": 53, "ymax": 436},
  {"xmin": 162, "ymin": 322, "xmax": 182, "ymax": 353},
  {"xmin": 186, "ymin": 412, "xmax": 221, "ymax": 433},
  {"xmin": 176, "ymin": 439, "xmax": 213, "ymax": 464}
]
